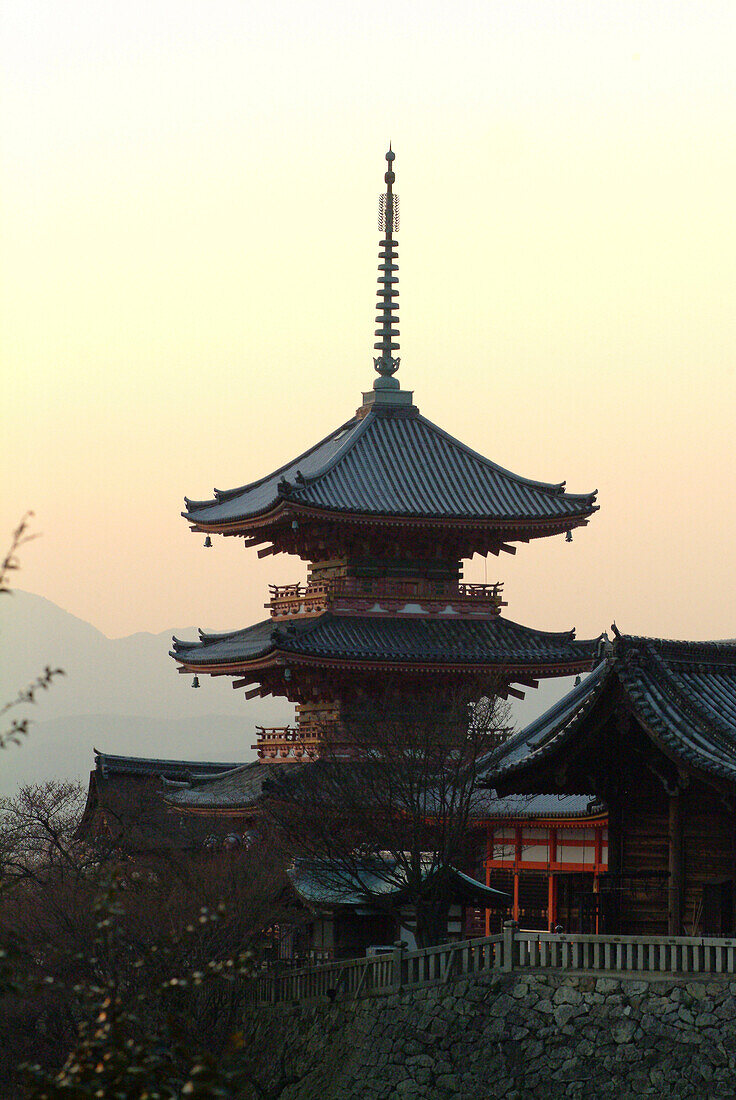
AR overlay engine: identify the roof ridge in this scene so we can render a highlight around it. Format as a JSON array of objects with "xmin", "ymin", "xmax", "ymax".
[
  {"xmin": 182, "ymin": 415, "xmax": 361, "ymax": 511},
  {"xmin": 487, "ymin": 660, "xmax": 610, "ymax": 772},
  {"xmin": 282, "ymin": 410, "xmax": 376, "ymax": 493},
  {"xmin": 173, "ymin": 759, "xmax": 263, "ymax": 789},
  {"xmin": 410, "ymin": 410, "xmax": 598, "ymax": 504},
  {"xmin": 617, "ymin": 634, "xmax": 736, "ymax": 664}
]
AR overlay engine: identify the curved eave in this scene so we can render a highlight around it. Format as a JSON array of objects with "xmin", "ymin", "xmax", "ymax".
[
  {"xmin": 185, "ymin": 498, "xmax": 598, "ymax": 538},
  {"xmin": 173, "ymin": 649, "xmax": 595, "ymax": 679},
  {"xmin": 618, "ymin": 667, "xmax": 736, "ymax": 785}
]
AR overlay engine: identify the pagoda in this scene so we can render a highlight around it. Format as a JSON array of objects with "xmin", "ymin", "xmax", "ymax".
[{"xmin": 172, "ymin": 149, "xmax": 599, "ymax": 761}]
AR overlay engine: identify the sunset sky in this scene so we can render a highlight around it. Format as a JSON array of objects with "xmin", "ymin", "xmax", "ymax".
[{"xmin": 3, "ymin": 0, "xmax": 736, "ymax": 653}]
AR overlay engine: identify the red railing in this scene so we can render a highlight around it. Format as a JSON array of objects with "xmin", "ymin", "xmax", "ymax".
[
  {"xmin": 253, "ymin": 726, "xmax": 321, "ymax": 761},
  {"xmin": 267, "ymin": 579, "xmax": 505, "ymax": 618}
]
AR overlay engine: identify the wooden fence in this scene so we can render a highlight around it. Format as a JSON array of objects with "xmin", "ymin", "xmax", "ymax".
[{"xmin": 245, "ymin": 922, "xmax": 736, "ymax": 1005}]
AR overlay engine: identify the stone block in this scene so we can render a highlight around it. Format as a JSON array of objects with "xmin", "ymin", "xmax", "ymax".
[
  {"xmin": 622, "ymin": 980, "xmax": 649, "ymax": 995},
  {"xmin": 595, "ymin": 978, "xmax": 620, "ymax": 995},
  {"xmin": 553, "ymin": 986, "xmax": 583, "ymax": 1005},
  {"xmin": 553, "ymin": 1004, "xmax": 580, "ymax": 1028},
  {"xmin": 611, "ymin": 1019, "xmax": 636, "ymax": 1044}
]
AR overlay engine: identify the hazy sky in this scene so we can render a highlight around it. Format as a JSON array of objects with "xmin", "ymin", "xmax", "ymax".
[{"xmin": 4, "ymin": 0, "xmax": 736, "ymax": 646}]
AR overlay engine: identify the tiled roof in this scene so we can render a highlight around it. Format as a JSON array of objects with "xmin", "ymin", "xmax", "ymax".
[
  {"xmin": 164, "ymin": 761, "xmax": 297, "ymax": 809},
  {"xmin": 183, "ymin": 405, "xmax": 597, "ymax": 527},
  {"xmin": 94, "ymin": 751, "xmax": 244, "ymax": 781},
  {"xmin": 485, "ymin": 662, "xmax": 610, "ymax": 780},
  {"xmin": 288, "ymin": 858, "xmax": 511, "ymax": 908},
  {"xmin": 487, "ymin": 636, "xmax": 736, "ymax": 783},
  {"xmin": 616, "ymin": 637, "xmax": 736, "ymax": 780},
  {"xmin": 471, "ymin": 790, "xmax": 602, "ymax": 819},
  {"xmin": 172, "ymin": 613, "xmax": 598, "ymax": 673}
]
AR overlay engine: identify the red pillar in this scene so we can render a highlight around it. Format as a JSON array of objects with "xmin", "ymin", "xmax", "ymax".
[
  {"xmin": 513, "ymin": 825, "xmax": 522, "ymax": 922},
  {"xmin": 485, "ymin": 826, "xmax": 493, "ymax": 936},
  {"xmin": 548, "ymin": 827, "xmax": 558, "ymax": 930}
]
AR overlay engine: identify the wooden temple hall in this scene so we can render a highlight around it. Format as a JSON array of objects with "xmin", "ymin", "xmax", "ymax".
[{"xmin": 486, "ymin": 635, "xmax": 736, "ymax": 937}]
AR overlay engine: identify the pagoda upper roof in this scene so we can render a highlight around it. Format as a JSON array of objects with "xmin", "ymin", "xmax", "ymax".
[
  {"xmin": 484, "ymin": 635, "xmax": 736, "ymax": 785},
  {"xmin": 172, "ymin": 612, "xmax": 598, "ymax": 677},
  {"xmin": 183, "ymin": 403, "xmax": 597, "ymax": 533}
]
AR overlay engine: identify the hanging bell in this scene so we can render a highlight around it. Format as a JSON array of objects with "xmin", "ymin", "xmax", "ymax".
[
  {"xmin": 191, "ymin": 676, "xmax": 200, "ymax": 689},
  {"xmin": 204, "ymin": 536, "xmax": 212, "ymax": 548},
  {"xmin": 565, "ymin": 530, "xmax": 573, "ymax": 543},
  {"xmin": 574, "ymin": 675, "xmax": 581, "ymax": 686}
]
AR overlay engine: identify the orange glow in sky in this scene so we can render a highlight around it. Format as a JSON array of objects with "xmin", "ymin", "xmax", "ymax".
[{"xmin": 3, "ymin": 1, "xmax": 736, "ymax": 645}]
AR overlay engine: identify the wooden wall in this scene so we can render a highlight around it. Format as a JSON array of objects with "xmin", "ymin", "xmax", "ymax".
[
  {"xmin": 682, "ymin": 780, "xmax": 734, "ymax": 935},
  {"xmin": 611, "ymin": 767, "xmax": 735, "ymax": 936}
]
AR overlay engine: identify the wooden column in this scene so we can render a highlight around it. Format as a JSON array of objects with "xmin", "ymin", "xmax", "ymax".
[
  {"xmin": 668, "ymin": 789, "xmax": 683, "ymax": 935},
  {"xmin": 485, "ymin": 827, "xmax": 493, "ymax": 937}
]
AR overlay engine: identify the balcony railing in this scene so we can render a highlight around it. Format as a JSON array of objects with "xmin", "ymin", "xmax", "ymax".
[
  {"xmin": 252, "ymin": 726, "xmax": 320, "ymax": 762},
  {"xmin": 267, "ymin": 579, "xmax": 505, "ymax": 619}
]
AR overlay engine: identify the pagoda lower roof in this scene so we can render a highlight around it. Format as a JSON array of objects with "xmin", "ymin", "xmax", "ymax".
[
  {"xmin": 171, "ymin": 613, "xmax": 598, "ymax": 677},
  {"xmin": 183, "ymin": 403, "xmax": 597, "ymax": 533}
]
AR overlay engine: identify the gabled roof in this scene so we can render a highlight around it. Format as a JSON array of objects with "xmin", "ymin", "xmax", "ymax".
[
  {"xmin": 94, "ymin": 751, "xmax": 244, "ymax": 781},
  {"xmin": 484, "ymin": 661, "xmax": 610, "ymax": 781},
  {"xmin": 183, "ymin": 404, "xmax": 597, "ymax": 532},
  {"xmin": 486, "ymin": 636, "xmax": 736, "ymax": 785},
  {"xmin": 172, "ymin": 612, "xmax": 598, "ymax": 676}
]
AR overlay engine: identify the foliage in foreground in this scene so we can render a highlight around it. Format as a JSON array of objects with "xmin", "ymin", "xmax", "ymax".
[{"xmin": 0, "ymin": 783, "xmax": 301, "ymax": 1098}]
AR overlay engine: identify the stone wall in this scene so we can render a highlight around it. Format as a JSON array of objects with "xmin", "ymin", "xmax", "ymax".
[{"xmin": 242, "ymin": 971, "xmax": 736, "ymax": 1098}]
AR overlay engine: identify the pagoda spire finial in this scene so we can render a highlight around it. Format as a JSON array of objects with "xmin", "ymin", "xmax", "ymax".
[{"xmin": 373, "ymin": 146, "xmax": 401, "ymax": 389}]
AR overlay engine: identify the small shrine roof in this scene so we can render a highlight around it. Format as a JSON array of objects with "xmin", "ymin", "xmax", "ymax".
[
  {"xmin": 172, "ymin": 613, "xmax": 598, "ymax": 674},
  {"xmin": 183, "ymin": 405, "xmax": 597, "ymax": 531},
  {"xmin": 288, "ymin": 857, "xmax": 511, "ymax": 909},
  {"xmin": 164, "ymin": 760, "xmax": 297, "ymax": 810},
  {"xmin": 485, "ymin": 636, "xmax": 736, "ymax": 784}
]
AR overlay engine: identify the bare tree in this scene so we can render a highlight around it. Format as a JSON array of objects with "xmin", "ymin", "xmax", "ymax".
[
  {"xmin": 0, "ymin": 514, "xmax": 64, "ymax": 750},
  {"xmin": 263, "ymin": 681, "xmax": 511, "ymax": 947},
  {"xmin": 0, "ymin": 782, "xmax": 304, "ymax": 1094}
]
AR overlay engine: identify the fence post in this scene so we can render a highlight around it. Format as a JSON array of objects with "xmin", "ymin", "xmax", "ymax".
[
  {"xmin": 392, "ymin": 941, "xmax": 405, "ymax": 992},
  {"xmin": 503, "ymin": 920, "xmax": 518, "ymax": 972}
]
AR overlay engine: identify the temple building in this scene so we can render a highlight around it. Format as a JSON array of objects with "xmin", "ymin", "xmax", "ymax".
[
  {"xmin": 486, "ymin": 634, "xmax": 736, "ymax": 936},
  {"xmin": 171, "ymin": 148, "xmax": 601, "ymax": 760},
  {"xmin": 479, "ymin": 791, "xmax": 608, "ymax": 934}
]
